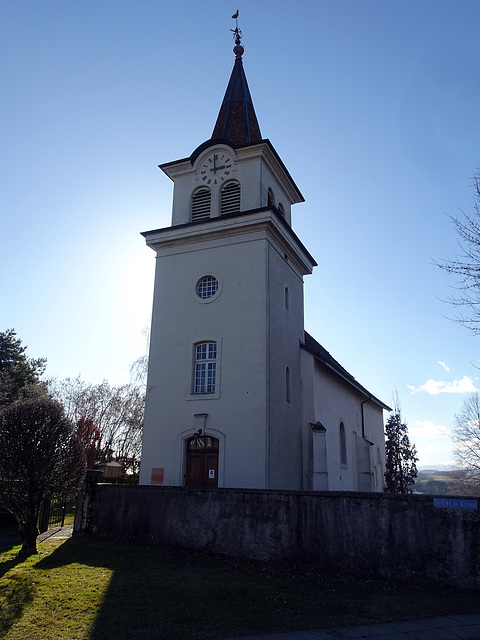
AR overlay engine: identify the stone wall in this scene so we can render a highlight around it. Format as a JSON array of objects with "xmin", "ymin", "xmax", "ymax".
[{"xmin": 74, "ymin": 483, "xmax": 480, "ymax": 589}]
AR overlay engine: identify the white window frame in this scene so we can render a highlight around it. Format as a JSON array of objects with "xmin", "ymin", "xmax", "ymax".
[
  {"xmin": 186, "ymin": 337, "xmax": 222, "ymax": 400},
  {"xmin": 194, "ymin": 342, "xmax": 217, "ymax": 394},
  {"xmin": 192, "ymin": 272, "xmax": 223, "ymax": 305}
]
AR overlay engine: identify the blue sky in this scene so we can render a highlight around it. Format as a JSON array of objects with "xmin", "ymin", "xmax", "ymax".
[{"xmin": 2, "ymin": 0, "xmax": 480, "ymax": 468}]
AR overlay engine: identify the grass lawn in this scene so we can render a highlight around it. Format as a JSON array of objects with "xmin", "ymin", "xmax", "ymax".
[{"xmin": 1, "ymin": 535, "xmax": 480, "ymax": 640}]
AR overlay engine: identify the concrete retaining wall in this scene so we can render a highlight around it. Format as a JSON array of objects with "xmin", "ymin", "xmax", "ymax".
[{"xmin": 74, "ymin": 483, "xmax": 480, "ymax": 589}]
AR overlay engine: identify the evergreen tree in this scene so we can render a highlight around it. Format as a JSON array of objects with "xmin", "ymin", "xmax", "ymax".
[
  {"xmin": 384, "ymin": 409, "xmax": 418, "ymax": 493},
  {"xmin": 0, "ymin": 329, "xmax": 46, "ymax": 407}
]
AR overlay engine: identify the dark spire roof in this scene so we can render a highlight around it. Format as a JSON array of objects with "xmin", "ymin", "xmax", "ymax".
[{"xmin": 211, "ymin": 37, "xmax": 262, "ymax": 146}]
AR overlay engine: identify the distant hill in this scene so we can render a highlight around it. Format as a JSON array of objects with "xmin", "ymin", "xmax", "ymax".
[
  {"xmin": 417, "ymin": 464, "xmax": 454, "ymax": 472},
  {"xmin": 414, "ymin": 468, "xmax": 480, "ymax": 496}
]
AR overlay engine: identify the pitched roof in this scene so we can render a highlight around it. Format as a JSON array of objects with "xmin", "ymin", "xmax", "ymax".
[
  {"xmin": 211, "ymin": 44, "xmax": 262, "ymax": 146},
  {"xmin": 301, "ymin": 331, "xmax": 391, "ymax": 411}
]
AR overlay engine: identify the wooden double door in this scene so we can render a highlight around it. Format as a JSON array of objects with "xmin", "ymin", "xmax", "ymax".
[{"xmin": 185, "ymin": 435, "xmax": 219, "ymax": 488}]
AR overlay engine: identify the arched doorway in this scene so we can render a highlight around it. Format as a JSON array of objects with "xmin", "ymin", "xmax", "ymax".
[{"xmin": 185, "ymin": 435, "xmax": 219, "ymax": 488}]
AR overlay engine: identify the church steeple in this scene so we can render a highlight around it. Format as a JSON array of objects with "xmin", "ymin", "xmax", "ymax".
[{"xmin": 211, "ymin": 21, "xmax": 262, "ymax": 146}]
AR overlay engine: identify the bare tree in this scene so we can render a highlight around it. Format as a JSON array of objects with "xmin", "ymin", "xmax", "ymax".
[
  {"xmin": 130, "ymin": 326, "xmax": 149, "ymax": 388},
  {"xmin": 451, "ymin": 392, "xmax": 480, "ymax": 494},
  {"xmin": 77, "ymin": 416, "xmax": 101, "ymax": 469},
  {"xmin": 47, "ymin": 377, "xmax": 144, "ymax": 475},
  {"xmin": 437, "ymin": 172, "xmax": 480, "ymax": 333},
  {"xmin": 0, "ymin": 396, "xmax": 85, "ymax": 557}
]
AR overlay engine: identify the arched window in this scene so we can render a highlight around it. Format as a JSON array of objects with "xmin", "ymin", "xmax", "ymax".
[
  {"xmin": 284, "ymin": 286, "xmax": 290, "ymax": 312},
  {"xmin": 285, "ymin": 366, "xmax": 291, "ymax": 403},
  {"xmin": 340, "ymin": 422, "xmax": 347, "ymax": 466},
  {"xmin": 278, "ymin": 202, "xmax": 285, "ymax": 217},
  {"xmin": 267, "ymin": 187, "xmax": 275, "ymax": 208},
  {"xmin": 194, "ymin": 342, "xmax": 217, "ymax": 394},
  {"xmin": 220, "ymin": 181, "xmax": 240, "ymax": 215},
  {"xmin": 375, "ymin": 447, "xmax": 383, "ymax": 489},
  {"xmin": 192, "ymin": 188, "xmax": 211, "ymax": 221}
]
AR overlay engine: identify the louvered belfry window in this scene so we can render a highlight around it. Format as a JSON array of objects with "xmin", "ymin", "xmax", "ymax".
[
  {"xmin": 192, "ymin": 188, "xmax": 211, "ymax": 221},
  {"xmin": 220, "ymin": 181, "xmax": 241, "ymax": 215}
]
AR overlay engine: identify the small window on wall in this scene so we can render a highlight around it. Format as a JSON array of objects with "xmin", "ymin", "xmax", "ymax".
[
  {"xmin": 340, "ymin": 422, "xmax": 347, "ymax": 466},
  {"xmin": 376, "ymin": 447, "xmax": 383, "ymax": 488},
  {"xmin": 196, "ymin": 276, "xmax": 218, "ymax": 300},
  {"xmin": 267, "ymin": 187, "xmax": 275, "ymax": 208},
  {"xmin": 192, "ymin": 188, "xmax": 211, "ymax": 221},
  {"xmin": 220, "ymin": 181, "xmax": 240, "ymax": 215},
  {"xmin": 194, "ymin": 342, "xmax": 217, "ymax": 393},
  {"xmin": 284, "ymin": 286, "xmax": 290, "ymax": 312}
]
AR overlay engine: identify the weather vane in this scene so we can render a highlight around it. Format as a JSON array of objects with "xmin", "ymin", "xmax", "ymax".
[{"xmin": 231, "ymin": 10, "xmax": 241, "ymax": 45}]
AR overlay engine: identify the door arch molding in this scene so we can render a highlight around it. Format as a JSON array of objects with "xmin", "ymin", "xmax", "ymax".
[{"xmin": 177, "ymin": 428, "xmax": 225, "ymax": 487}]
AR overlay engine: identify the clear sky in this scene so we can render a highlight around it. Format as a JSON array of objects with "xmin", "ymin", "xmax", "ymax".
[{"xmin": 2, "ymin": 0, "xmax": 480, "ymax": 468}]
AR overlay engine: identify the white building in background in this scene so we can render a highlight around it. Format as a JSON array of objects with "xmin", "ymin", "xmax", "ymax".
[{"xmin": 139, "ymin": 31, "xmax": 389, "ymax": 492}]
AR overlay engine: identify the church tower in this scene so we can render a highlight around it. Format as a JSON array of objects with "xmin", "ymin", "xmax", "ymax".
[{"xmin": 139, "ymin": 26, "xmax": 316, "ymax": 490}]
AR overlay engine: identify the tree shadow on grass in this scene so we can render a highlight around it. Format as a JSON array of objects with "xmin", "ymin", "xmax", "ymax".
[
  {"xmin": 1, "ymin": 534, "xmax": 81, "ymax": 637},
  {"xmin": 35, "ymin": 536, "xmax": 238, "ymax": 640},
  {"xmin": 0, "ymin": 529, "xmax": 21, "ymax": 560},
  {"xmin": 34, "ymin": 535, "xmax": 327, "ymax": 640},
  {"xmin": 0, "ymin": 550, "xmax": 23, "ymax": 579},
  {"xmin": 0, "ymin": 550, "xmax": 36, "ymax": 636},
  {"xmin": 32, "ymin": 535, "xmax": 480, "ymax": 640}
]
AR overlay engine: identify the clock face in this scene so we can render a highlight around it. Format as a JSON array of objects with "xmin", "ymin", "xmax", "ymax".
[{"xmin": 200, "ymin": 152, "xmax": 233, "ymax": 186}]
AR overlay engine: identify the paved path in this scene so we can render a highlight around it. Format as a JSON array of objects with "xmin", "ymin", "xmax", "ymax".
[
  {"xmin": 217, "ymin": 615, "xmax": 480, "ymax": 640},
  {"xmin": 37, "ymin": 524, "xmax": 73, "ymax": 542},
  {"xmin": 0, "ymin": 525, "xmax": 73, "ymax": 549}
]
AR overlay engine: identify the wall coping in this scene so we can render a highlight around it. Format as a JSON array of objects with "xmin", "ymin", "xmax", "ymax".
[{"xmin": 97, "ymin": 484, "xmax": 480, "ymax": 504}]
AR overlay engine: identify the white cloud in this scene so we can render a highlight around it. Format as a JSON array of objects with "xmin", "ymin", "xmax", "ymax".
[
  {"xmin": 438, "ymin": 361, "xmax": 451, "ymax": 372},
  {"xmin": 418, "ymin": 442, "xmax": 453, "ymax": 454},
  {"xmin": 408, "ymin": 376, "xmax": 478, "ymax": 395},
  {"xmin": 410, "ymin": 420, "xmax": 451, "ymax": 439}
]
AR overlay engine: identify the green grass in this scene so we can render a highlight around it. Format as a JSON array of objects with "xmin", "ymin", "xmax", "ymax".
[
  {"xmin": 62, "ymin": 505, "xmax": 75, "ymax": 527},
  {"xmin": 1, "ymin": 536, "xmax": 480, "ymax": 640}
]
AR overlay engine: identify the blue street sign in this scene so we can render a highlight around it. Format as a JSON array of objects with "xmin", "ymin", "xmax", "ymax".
[{"xmin": 433, "ymin": 498, "xmax": 478, "ymax": 510}]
